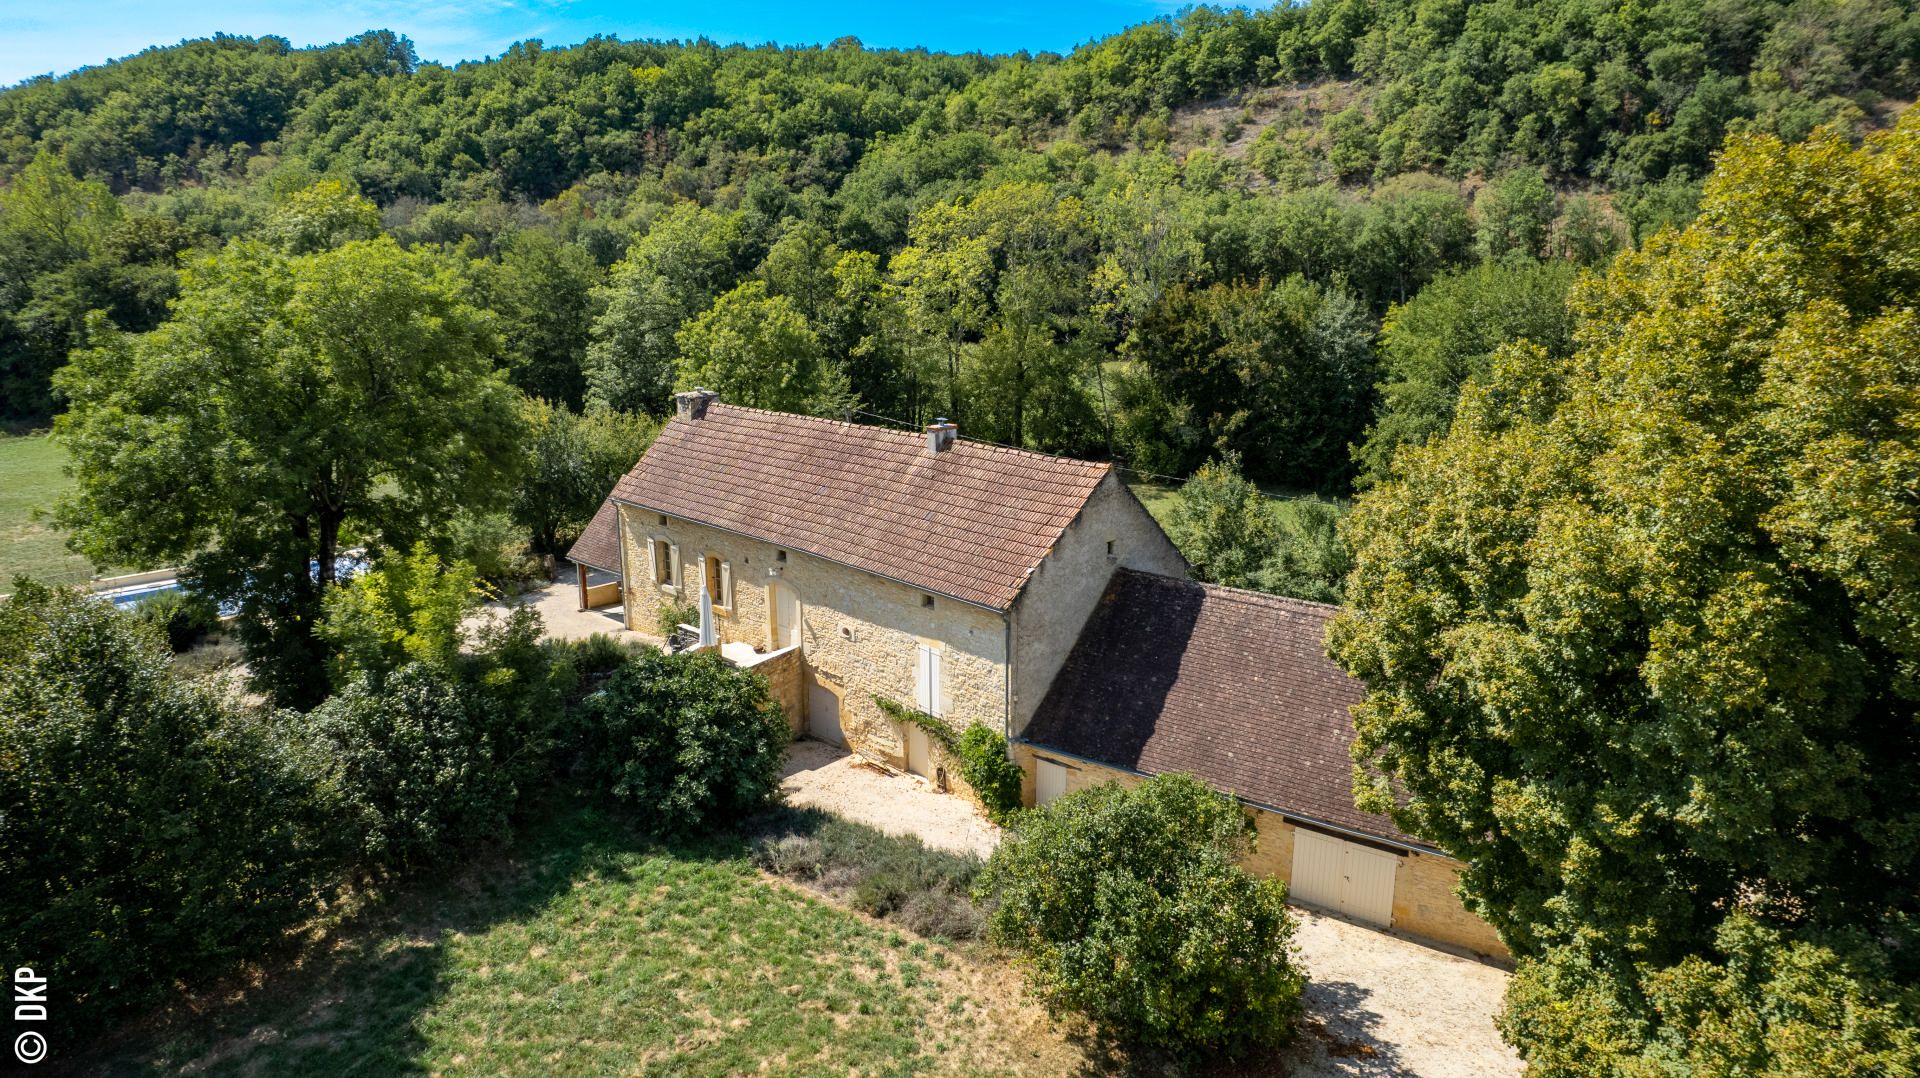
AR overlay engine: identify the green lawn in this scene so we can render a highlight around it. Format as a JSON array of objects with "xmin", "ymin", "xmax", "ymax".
[
  {"xmin": 0, "ymin": 433, "xmax": 99, "ymax": 587},
  {"xmin": 84, "ymin": 802, "xmax": 1061, "ymax": 1077}
]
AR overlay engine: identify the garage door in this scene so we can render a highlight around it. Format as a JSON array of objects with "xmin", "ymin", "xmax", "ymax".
[
  {"xmin": 1289, "ymin": 827, "xmax": 1399, "ymax": 928},
  {"xmin": 808, "ymin": 683, "xmax": 844, "ymax": 747},
  {"xmin": 1035, "ymin": 758, "xmax": 1067, "ymax": 805}
]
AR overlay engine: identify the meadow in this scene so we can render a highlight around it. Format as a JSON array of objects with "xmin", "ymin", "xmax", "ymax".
[
  {"xmin": 0, "ymin": 433, "xmax": 97, "ymax": 587},
  {"xmin": 75, "ymin": 801, "xmax": 1080, "ymax": 1077}
]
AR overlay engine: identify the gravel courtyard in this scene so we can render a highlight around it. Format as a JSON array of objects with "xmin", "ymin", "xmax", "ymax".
[{"xmin": 779, "ymin": 738, "xmax": 1002, "ymax": 858}]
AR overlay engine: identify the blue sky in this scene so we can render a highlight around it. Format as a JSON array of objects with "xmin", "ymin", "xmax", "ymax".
[{"xmin": 0, "ymin": 1, "xmax": 1195, "ymax": 87}]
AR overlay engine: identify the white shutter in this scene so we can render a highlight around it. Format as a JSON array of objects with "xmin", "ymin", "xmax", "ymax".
[
  {"xmin": 650, "ymin": 540, "xmax": 664, "ymax": 584},
  {"xmin": 719, "ymin": 561, "xmax": 732, "ymax": 607},
  {"xmin": 668, "ymin": 544, "xmax": 681, "ymax": 591},
  {"xmin": 915, "ymin": 644, "xmax": 943, "ymax": 715},
  {"xmin": 921, "ymin": 645, "xmax": 936, "ymax": 714}
]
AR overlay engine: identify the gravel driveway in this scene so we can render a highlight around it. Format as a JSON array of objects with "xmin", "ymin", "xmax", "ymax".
[
  {"xmin": 1282, "ymin": 909, "xmax": 1520, "ymax": 1076},
  {"xmin": 779, "ymin": 739, "xmax": 1001, "ymax": 858}
]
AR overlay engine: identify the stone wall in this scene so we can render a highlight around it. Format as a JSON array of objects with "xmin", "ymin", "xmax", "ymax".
[
  {"xmin": 1007, "ymin": 473, "xmax": 1188, "ymax": 735},
  {"xmin": 618, "ymin": 504, "xmax": 1010, "ymax": 765},
  {"xmin": 738, "ymin": 644, "xmax": 805, "ymax": 736},
  {"xmin": 1011, "ymin": 743, "xmax": 1509, "ymax": 961}
]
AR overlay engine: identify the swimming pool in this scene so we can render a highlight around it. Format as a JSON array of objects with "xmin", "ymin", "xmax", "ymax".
[{"xmin": 94, "ymin": 553, "xmax": 368, "ymax": 615}]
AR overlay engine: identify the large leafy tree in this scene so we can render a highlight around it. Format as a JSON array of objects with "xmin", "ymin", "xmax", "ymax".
[
  {"xmin": 674, "ymin": 280, "xmax": 853, "ymax": 416},
  {"xmin": 1352, "ymin": 258, "xmax": 1578, "ymax": 487},
  {"xmin": 54, "ymin": 237, "xmax": 522, "ymax": 706},
  {"xmin": 1330, "ymin": 116, "xmax": 1920, "ymax": 1070},
  {"xmin": 1118, "ymin": 276, "xmax": 1375, "ymax": 487}
]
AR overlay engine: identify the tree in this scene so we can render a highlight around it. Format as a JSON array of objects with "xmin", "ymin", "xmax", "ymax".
[
  {"xmin": 1329, "ymin": 116, "xmax": 1920, "ymax": 1070},
  {"xmin": 584, "ymin": 203, "xmax": 747, "ymax": 414},
  {"xmin": 674, "ymin": 280, "xmax": 852, "ymax": 415},
  {"xmin": 259, "ymin": 180, "xmax": 381, "ymax": 254},
  {"xmin": 1262, "ymin": 497, "xmax": 1350, "ymax": 604},
  {"xmin": 975, "ymin": 773, "xmax": 1303, "ymax": 1052},
  {"xmin": 1165, "ymin": 452, "xmax": 1279, "ymax": 589},
  {"xmin": 892, "ymin": 183, "xmax": 1104, "ymax": 449},
  {"xmin": 1474, "ymin": 168, "xmax": 1556, "ymax": 261},
  {"xmin": 1119, "ymin": 277, "xmax": 1375, "ymax": 487},
  {"xmin": 469, "ymin": 230, "xmax": 602, "ymax": 407},
  {"xmin": 54, "ymin": 238, "xmax": 522, "ymax": 706},
  {"xmin": 0, "ymin": 580, "xmax": 339, "ymax": 1037},
  {"xmin": 1353, "ymin": 259, "xmax": 1578, "ymax": 486},
  {"xmin": 512, "ymin": 398, "xmax": 659, "ymax": 557}
]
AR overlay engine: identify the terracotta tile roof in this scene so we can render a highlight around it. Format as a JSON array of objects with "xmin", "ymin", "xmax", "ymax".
[
  {"xmin": 566, "ymin": 500, "xmax": 623, "ymax": 573},
  {"xmin": 1023, "ymin": 570, "xmax": 1420, "ymax": 848},
  {"xmin": 608, "ymin": 404, "xmax": 1111, "ymax": 611}
]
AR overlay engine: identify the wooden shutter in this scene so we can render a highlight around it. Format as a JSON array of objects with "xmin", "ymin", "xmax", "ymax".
[
  {"xmin": 668, "ymin": 544, "xmax": 681, "ymax": 590},
  {"xmin": 719, "ymin": 561, "xmax": 732, "ymax": 607}
]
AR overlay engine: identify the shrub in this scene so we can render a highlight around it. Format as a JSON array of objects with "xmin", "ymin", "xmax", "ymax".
[
  {"xmin": 130, "ymin": 587, "xmax": 222, "ymax": 652},
  {"xmin": 749, "ymin": 807, "xmax": 986, "ymax": 940},
  {"xmin": 0, "ymin": 580, "xmax": 341, "ymax": 1037},
  {"xmin": 316, "ymin": 543, "xmax": 478, "ymax": 689},
  {"xmin": 307, "ymin": 663, "xmax": 520, "ymax": 869},
  {"xmin": 953, "ymin": 724, "xmax": 1023, "ymax": 822},
  {"xmin": 976, "ymin": 773, "xmax": 1304, "ymax": 1052},
  {"xmin": 443, "ymin": 507, "xmax": 546, "ymax": 590},
  {"xmin": 574, "ymin": 648, "xmax": 789, "ymax": 834},
  {"xmin": 656, "ymin": 597, "xmax": 698, "ymax": 641}
]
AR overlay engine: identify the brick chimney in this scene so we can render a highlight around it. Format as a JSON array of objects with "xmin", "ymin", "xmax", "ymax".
[
  {"xmin": 926, "ymin": 417, "xmax": 957, "ymax": 454},
  {"xmin": 675, "ymin": 388, "xmax": 719, "ymax": 420}
]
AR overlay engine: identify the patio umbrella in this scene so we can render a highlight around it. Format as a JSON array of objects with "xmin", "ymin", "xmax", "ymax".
[{"xmin": 698, "ymin": 586, "xmax": 716, "ymax": 647}]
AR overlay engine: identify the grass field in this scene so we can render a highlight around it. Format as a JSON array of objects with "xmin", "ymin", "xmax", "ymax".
[
  {"xmin": 80, "ymin": 802, "xmax": 1082, "ymax": 1077},
  {"xmin": 0, "ymin": 432, "xmax": 98, "ymax": 587}
]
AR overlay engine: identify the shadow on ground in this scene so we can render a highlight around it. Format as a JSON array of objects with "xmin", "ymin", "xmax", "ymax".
[{"xmin": 69, "ymin": 798, "xmax": 739, "ymax": 1077}]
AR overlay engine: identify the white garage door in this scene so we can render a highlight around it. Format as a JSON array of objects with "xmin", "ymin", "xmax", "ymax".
[
  {"xmin": 1290, "ymin": 827, "xmax": 1399, "ymax": 928},
  {"xmin": 808, "ymin": 683, "xmax": 844, "ymax": 747},
  {"xmin": 1035, "ymin": 758, "xmax": 1067, "ymax": 805}
]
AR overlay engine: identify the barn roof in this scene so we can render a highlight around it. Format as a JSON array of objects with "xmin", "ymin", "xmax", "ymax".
[{"xmin": 1022, "ymin": 569, "xmax": 1421, "ymax": 848}]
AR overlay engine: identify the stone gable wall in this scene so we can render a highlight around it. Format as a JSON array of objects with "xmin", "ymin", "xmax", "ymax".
[{"xmin": 1007, "ymin": 473, "xmax": 1188, "ymax": 735}]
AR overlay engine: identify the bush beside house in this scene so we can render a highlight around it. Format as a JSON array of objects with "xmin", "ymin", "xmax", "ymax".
[{"xmin": 976, "ymin": 773, "xmax": 1305, "ymax": 1053}]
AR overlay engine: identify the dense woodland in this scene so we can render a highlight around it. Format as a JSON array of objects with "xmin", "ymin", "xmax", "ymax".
[
  {"xmin": 4, "ymin": 2, "xmax": 1920, "ymax": 1073},
  {"xmin": 4, "ymin": 0, "xmax": 1915, "ymax": 489}
]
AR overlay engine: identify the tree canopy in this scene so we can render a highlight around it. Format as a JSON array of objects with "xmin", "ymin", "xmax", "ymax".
[
  {"xmin": 53, "ymin": 236, "xmax": 522, "ymax": 704},
  {"xmin": 1330, "ymin": 112, "xmax": 1920, "ymax": 1071}
]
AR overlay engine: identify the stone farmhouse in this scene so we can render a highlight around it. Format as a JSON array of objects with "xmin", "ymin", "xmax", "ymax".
[{"xmin": 569, "ymin": 389, "xmax": 1507, "ymax": 960}]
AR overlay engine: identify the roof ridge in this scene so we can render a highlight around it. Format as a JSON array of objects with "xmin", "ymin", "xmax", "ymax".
[{"xmin": 702, "ymin": 403, "xmax": 1112, "ymax": 472}]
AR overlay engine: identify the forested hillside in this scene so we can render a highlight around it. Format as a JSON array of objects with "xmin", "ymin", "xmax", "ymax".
[{"xmin": 4, "ymin": 2, "xmax": 1912, "ymax": 489}]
